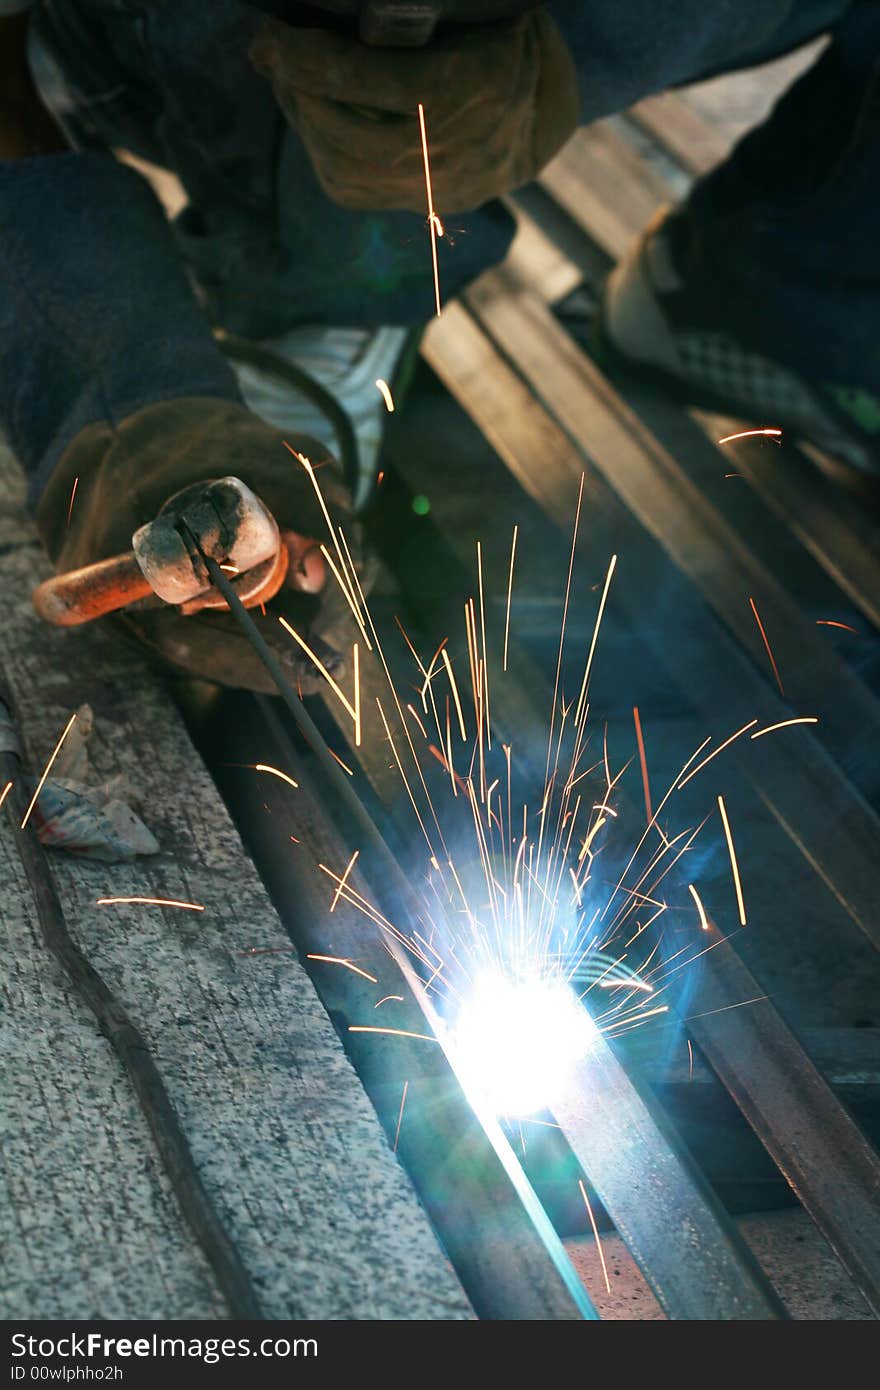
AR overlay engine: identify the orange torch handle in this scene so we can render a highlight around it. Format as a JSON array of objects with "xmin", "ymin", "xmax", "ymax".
[{"xmin": 33, "ymin": 552, "xmax": 152, "ymax": 628}]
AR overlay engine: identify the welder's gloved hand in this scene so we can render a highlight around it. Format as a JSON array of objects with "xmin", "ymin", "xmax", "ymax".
[
  {"xmin": 249, "ymin": 11, "xmax": 578, "ymax": 214},
  {"xmin": 35, "ymin": 398, "xmax": 358, "ymax": 695}
]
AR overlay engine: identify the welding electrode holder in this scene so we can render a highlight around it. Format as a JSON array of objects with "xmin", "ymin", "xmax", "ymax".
[{"xmin": 31, "ymin": 477, "xmax": 289, "ymax": 627}]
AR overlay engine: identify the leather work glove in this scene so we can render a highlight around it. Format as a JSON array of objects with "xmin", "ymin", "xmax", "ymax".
[
  {"xmin": 249, "ymin": 10, "xmax": 579, "ymax": 214},
  {"xmin": 35, "ymin": 397, "xmax": 358, "ymax": 695}
]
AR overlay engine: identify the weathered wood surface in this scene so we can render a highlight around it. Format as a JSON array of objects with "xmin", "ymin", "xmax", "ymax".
[{"xmin": 0, "ymin": 445, "xmax": 471, "ymax": 1320}]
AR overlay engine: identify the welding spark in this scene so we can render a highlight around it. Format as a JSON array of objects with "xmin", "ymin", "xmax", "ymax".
[
  {"xmin": 417, "ymin": 103, "xmax": 442, "ymax": 317},
  {"xmin": 329, "ymin": 849, "xmax": 359, "ymax": 911},
  {"xmin": 503, "ymin": 525, "xmax": 518, "ymax": 674},
  {"xmin": 293, "ymin": 450, "xmax": 766, "ymax": 1141},
  {"xmin": 574, "ymin": 554, "xmax": 617, "ymax": 727},
  {"xmin": 0, "ymin": 780, "xmax": 12, "ymax": 811},
  {"xmin": 717, "ymin": 428, "xmax": 782, "ymax": 445},
  {"xmin": 66, "ymin": 477, "xmax": 79, "ymax": 527},
  {"xmin": 406, "ymin": 703, "xmax": 429, "ymax": 740},
  {"xmin": 306, "ymin": 953, "xmax": 378, "ymax": 984},
  {"xmin": 254, "ymin": 762, "xmax": 299, "ymax": 790},
  {"xmin": 677, "ymin": 719, "xmax": 757, "ymax": 789},
  {"xmin": 816, "ymin": 619, "xmax": 859, "ymax": 634},
  {"xmin": 451, "ymin": 975, "xmax": 599, "ymax": 1117},
  {"xmin": 441, "ymin": 647, "xmax": 467, "ymax": 742},
  {"xmin": 748, "ymin": 596, "xmax": 784, "ymax": 696},
  {"xmin": 684, "ymin": 995, "xmax": 768, "ymax": 1023},
  {"xmin": 375, "ymin": 378, "xmax": 395, "ymax": 413},
  {"xmin": 349, "ymin": 1025, "xmax": 438, "ymax": 1044},
  {"xmin": 717, "ymin": 795, "xmax": 746, "ymax": 927},
  {"xmin": 750, "ymin": 716, "xmax": 818, "ymax": 740},
  {"xmin": 688, "ymin": 883, "xmax": 711, "ymax": 931},
  {"xmin": 20, "ymin": 711, "xmax": 77, "ymax": 830},
  {"xmin": 578, "ymin": 1178, "xmax": 611, "ymax": 1294},
  {"xmin": 278, "ymin": 616, "xmax": 359, "ymax": 733},
  {"xmin": 96, "ymin": 896, "xmax": 205, "ymax": 912},
  {"xmin": 393, "ymin": 1080, "xmax": 409, "ymax": 1152},
  {"xmin": 632, "ymin": 706, "xmax": 652, "ymax": 825}
]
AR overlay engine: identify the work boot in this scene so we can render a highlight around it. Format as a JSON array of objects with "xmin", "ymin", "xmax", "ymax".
[
  {"xmin": 222, "ymin": 324, "xmax": 419, "ymax": 512},
  {"xmin": 598, "ymin": 206, "xmax": 880, "ymax": 475}
]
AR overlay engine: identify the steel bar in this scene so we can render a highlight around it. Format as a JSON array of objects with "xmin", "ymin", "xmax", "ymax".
[
  {"xmin": 671, "ymin": 933, "xmax": 880, "ymax": 1317},
  {"xmin": 243, "ymin": 696, "xmax": 786, "ymax": 1320},
  {"xmin": 552, "ymin": 1040, "xmax": 786, "ymax": 1319}
]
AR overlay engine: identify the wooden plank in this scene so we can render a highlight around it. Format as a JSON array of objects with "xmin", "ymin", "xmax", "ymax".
[{"xmin": 0, "ymin": 444, "xmax": 472, "ymax": 1320}]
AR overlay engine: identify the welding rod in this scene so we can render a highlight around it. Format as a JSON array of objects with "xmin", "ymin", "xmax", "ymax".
[{"xmin": 197, "ymin": 545, "xmax": 430, "ymax": 913}]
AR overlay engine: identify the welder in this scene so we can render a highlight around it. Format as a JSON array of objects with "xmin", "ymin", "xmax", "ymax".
[{"xmin": 1, "ymin": 1, "xmax": 877, "ymax": 688}]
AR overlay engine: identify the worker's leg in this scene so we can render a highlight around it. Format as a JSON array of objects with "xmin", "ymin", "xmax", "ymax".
[
  {"xmin": 652, "ymin": 12, "xmax": 880, "ymax": 388},
  {"xmin": 549, "ymin": 1, "xmax": 852, "ymax": 121},
  {"xmin": 597, "ymin": 0, "xmax": 880, "ymax": 468}
]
